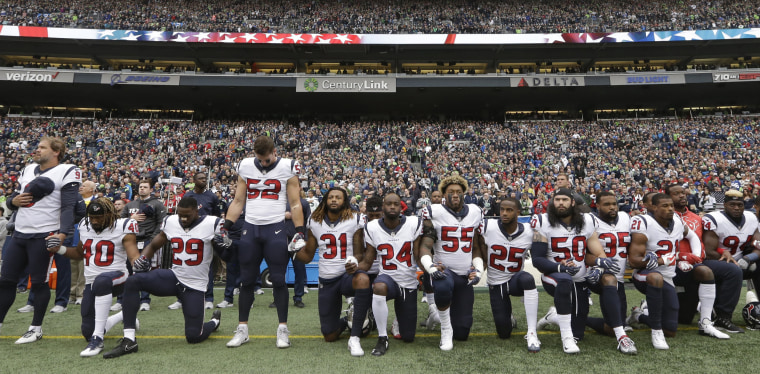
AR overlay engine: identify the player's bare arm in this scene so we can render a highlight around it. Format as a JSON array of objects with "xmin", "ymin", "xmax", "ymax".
[
  {"xmin": 628, "ymin": 232, "xmax": 650, "ymax": 269},
  {"xmin": 419, "ymin": 219, "xmax": 444, "ymax": 272},
  {"xmin": 51, "ymin": 239, "xmax": 85, "ymax": 259},
  {"xmin": 140, "ymin": 231, "xmax": 168, "ymax": 263},
  {"xmin": 295, "ymin": 229, "xmax": 318, "ymax": 263},
  {"xmin": 584, "ymin": 232, "xmax": 608, "ymax": 266},
  {"xmin": 358, "ymin": 242, "xmax": 376, "ymax": 272},
  {"xmin": 702, "ymin": 229, "xmax": 725, "ymax": 261},
  {"xmin": 286, "ymin": 175, "xmax": 304, "ymax": 228},
  {"xmin": 224, "ymin": 176, "xmax": 247, "ymax": 224},
  {"xmin": 121, "ymin": 233, "xmax": 140, "ymax": 262}
]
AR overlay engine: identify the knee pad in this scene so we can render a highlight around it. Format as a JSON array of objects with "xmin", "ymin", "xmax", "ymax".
[
  {"xmin": 185, "ymin": 328, "xmax": 203, "ymax": 344},
  {"xmin": 269, "ymin": 272, "xmax": 286, "ymax": 288},
  {"xmin": 453, "ymin": 328, "xmax": 470, "ymax": 341},
  {"xmin": 401, "ymin": 336, "xmax": 415, "ymax": 343}
]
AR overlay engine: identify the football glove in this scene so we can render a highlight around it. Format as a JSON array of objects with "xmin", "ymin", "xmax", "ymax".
[
  {"xmin": 661, "ymin": 252, "xmax": 677, "ymax": 266},
  {"xmin": 738, "ymin": 258, "xmax": 750, "ymax": 270},
  {"xmin": 214, "ymin": 231, "xmax": 232, "ymax": 250},
  {"xmin": 133, "ymin": 255, "xmax": 151, "ymax": 273},
  {"xmin": 45, "ymin": 236, "xmax": 62, "ymax": 250},
  {"xmin": 643, "ymin": 252, "xmax": 659, "ymax": 270},
  {"xmin": 584, "ymin": 267, "xmax": 602, "ymax": 284},
  {"xmin": 677, "ymin": 253, "xmax": 702, "ymax": 264},
  {"xmin": 677, "ymin": 261, "xmax": 693, "ymax": 272},
  {"xmin": 288, "ymin": 232, "xmax": 306, "ymax": 253},
  {"xmin": 429, "ymin": 262, "xmax": 447, "ymax": 280},
  {"xmin": 559, "ymin": 263, "xmax": 580, "ymax": 276},
  {"xmin": 595, "ymin": 258, "xmax": 621, "ymax": 273},
  {"xmin": 466, "ymin": 267, "xmax": 482, "ymax": 286},
  {"xmin": 740, "ymin": 252, "xmax": 760, "ymax": 270}
]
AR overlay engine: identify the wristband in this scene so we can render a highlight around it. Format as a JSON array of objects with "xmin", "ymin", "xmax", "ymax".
[
  {"xmin": 420, "ymin": 255, "xmax": 435, "ymax": 273},
  {"xmin": 223, "ymin": 219, "xmax": 234, "ymax": 231},
  {"xmin": 472, "ymin": 257, "xmax": 484, "ymax": 273},
  {"xmin": 57, "ymin": 246, "xmax": 67, "ymax": 255},
  {"xmin": 295, "ymin": 226, "xmax": 306, "ymax": 236}
]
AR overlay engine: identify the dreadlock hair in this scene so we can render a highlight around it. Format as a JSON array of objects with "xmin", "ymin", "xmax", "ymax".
[
  {"xmin": 311, "ymin": 187, "xmax": 353, "ymax": 224},
  {"xmin": 547, "ymin": 195, "xmax": 585, "ymax": 234},
  {"xmin": 83, "ymin": 197, "xmax": 119, "ymax": 232}
]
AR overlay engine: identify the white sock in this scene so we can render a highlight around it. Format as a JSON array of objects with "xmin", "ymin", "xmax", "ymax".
[
  {"xmin": 212, "ymin": 317, "xmax": 220, "ymax": 328},
  {"xmin": 699, "ymin": 283, "xmax": 716, "ymax": 322},
  {"xmin": 93, "ymin": 294, "xmax": 112, "ymax": 338},
  {"xmin": 237, "ymin": 324, "xmax": 249, "ymax": 334},
  {"xmin": 439, "ymin": 308, "xmax": 452, "ymax": 331},
  {"xmin": 613, "ymin": 326, "xmax": 626, "ymax": 341},
  {"xmin": 426, "ymin": 293, "xmax": 435, "ymax": 305},
  {"xmin": 105, "ymin": 312, "xmax": 123, "ymax": 333},
  {"xmin": 30, "ymin": 325, "xmax": 42, "ymax": 333},
  {"xmin": 524, "ymin": 289, "xmax": 539, "ymax": 333},
  {"xmin": 124, "ymin": 328, "xmax": 136, "ymax": 341},
  {"xmin": 372, "ymin": 294, "xmax": 388, "ymax": 337},
  {"xmin": 557, "ymin": 314, "xmax": 573, "ymax": 339}
]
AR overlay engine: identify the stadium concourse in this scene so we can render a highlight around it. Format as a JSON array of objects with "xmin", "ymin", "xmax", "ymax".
[
  {"xmin": 1, "ymin": 0, "xmax": 760, "ymax": 33},
  {"xmin": 0, "ymin": 116, "xmax": 757, "ymax": 218}
]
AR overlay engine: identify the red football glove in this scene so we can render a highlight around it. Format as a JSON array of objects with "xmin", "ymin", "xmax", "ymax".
[{"xmin": 677, "ymin": 253, "xmax": 702, "ymax": 265}]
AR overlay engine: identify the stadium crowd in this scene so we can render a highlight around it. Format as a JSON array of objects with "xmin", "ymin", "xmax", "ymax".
[
  {"xmin": 1, "ymin": 115, "xmax": 758, "ymax": 218},
  {"xmin": 1, "ymin": 0, "xmax": 759, "ymax": 34}
]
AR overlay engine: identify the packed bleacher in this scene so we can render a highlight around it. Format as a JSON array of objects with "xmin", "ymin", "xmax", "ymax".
[
  {"xmin": 1, "ymin": 115, "xmax": 758, "ymax": 218},
  {"xmin": 1, "ymin": 0, "xmax": 759, "ymax": 34}
]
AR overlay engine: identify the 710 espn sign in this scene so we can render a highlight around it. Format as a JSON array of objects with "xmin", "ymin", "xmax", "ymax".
[
  {"xmin": 0, "ymin": 69, "xmax": 74, "ymax": 83},
  {"xmin": 713, "ymin": 72, "xmax": 760, "ymax": 82}
]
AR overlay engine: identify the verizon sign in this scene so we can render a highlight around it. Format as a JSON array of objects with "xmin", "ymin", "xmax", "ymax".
[{"xmin": 0, "ymin": 69, "xmax": 74, "ymax": 83}]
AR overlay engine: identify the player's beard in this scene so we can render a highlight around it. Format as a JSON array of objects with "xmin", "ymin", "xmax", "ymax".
[{"xmin": 327, "ymin": 206, "xmax": 342, "ymax": 215}]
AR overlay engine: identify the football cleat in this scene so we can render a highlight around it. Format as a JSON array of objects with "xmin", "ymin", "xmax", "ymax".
[
  {"xmin": 204, "ymin": 301, "xmax": 213, "ymax": 310},
  {"xmin": 15, "ymin": 329, "xmax": 43, "ymax": 344},
  {"xmin": 626, "ymin": 306, "xmax": 643, "ymax": 326},
  {"xmin": 49, "ymin": 305, "xmax": 67, "ymax": 313},
  {"xmin": 227, "ymin": 325, "xmax": 250, "ymax": 348},
  {"xmin": 168, "ymin": 301, "xmax": 182, "ymax": 310},
  {"xmin": 17, "ymin": 305, "xmax": 34, "ymax": 313},
  {"xmin": 80, "ymin": 336, "xmax": 104, "ymax": 357},
  {"xmin": 139, "ymin": 303, "xmax": 150, "ymax": 311},
  {"xmin": 651, "ymin": 330, "xmax": 669, "ymax": 350},
  {"xmin": 276, "ymin": 325, "xmax": 291, "ymax": 348},
  {"xmin": 371, "ymin": 336, "xmax": 389, "ymax": 356},
  {"xmin": 525, "ymin": 332, "xmax": 541, "ymax": 353},
  {"xmin": 536, "ymin": 306, "xmax": 557, "ymax": 330},
  {"xmin": 110, "ymin": 303, "xmax": 122, "ymax": 312},
  {"xmin": 640, "ymin": 299, "xmax": 649, "ymax": 314},
  {"xmin": 617, "ymin": 336, "xmax": 637, "ymax": 355},
  {"xmin": 254, "ymin": 288, "xmax": 264, "ymax": 295},
  {"xmin": 211, "ymin": 309, "xmax": 222, "ymax": 332},
  {"xmin": 511, "ymin": 315, "xmax": 518, "ymax": 329},
  {"xmin": 391, "ymin": 318, "xmax": 401, "ymax": 339},
  {"xmin": 294, "ymin": 300, "xmax": 305, "ymax": 308},
  {"xmin": 348, "ymin": 336, "xmax": 364, "ymax": 357},
  {"xmin": 440, "ymin": 326, "xmax": 454, "ymax": 351},
  {"xmin": 426, "ymin": 305, "xmax": 441, "ymax": 330},
  {"xmin": 623, "ymin": 324, "xmax": 634, "ymax": 332},
  {"xmin": 216, "ymin": 300, "xmax": 234, "ymax": 308},
  {"xmin": 713, "ymin": 317, "xmax": 744, "ymax": 333},
  {"xmin": 103, "ymin": 337, "xmax": 138, "ymax": 358},
  {"xmin": 562, "ymin": 336, "xmax": 580, "ymax": 354},
  {"xmin": 698, "ymin": 318, "xmax": 730, "ymax": 339}
]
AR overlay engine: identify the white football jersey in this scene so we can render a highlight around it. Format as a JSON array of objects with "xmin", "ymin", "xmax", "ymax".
[
  {"xmin": 479, "ymin": 220, "xmax": 532, "ymax": 285},
  {"xmin": 630, "ymin": 214, "xmax": 685, "ymax": 283},
  {"xmin": 365, "ymin": 216, "xmax": 422, "ymax": 289},
  {"xmin": 309, "ymin": 213, "xmax": 363, "ymax": 279},
  {"xmin": 79, "ymin": 218, "xmax": 139, "ymax": 284},
  {"xmin": 163, "ymin": 215, "xmax": 222, "ymax": 291},
  {"xmin": 15, "ymin": 163, "xmax": 81, "ymax": 234},
  {"xmin": 530, "ymin": 212, "xmax": 598, "ymax": 282},
  {"xmin": 360, "ymin": 213, "xmax": 380, "ymax": 274},
  {"xmin": 237, "ymin": 157, "xmax": 300, "ymax": 225},
  {"xmin": 595, "ymin": 212, "xmax": 631, "ymax": 282},
  {"xmin": 702, "ymin": 211, "xmax": 759, "ymax": 260},
  {"xmin": 422, "ymin": 204, "xmax": 483, "ymax": 276}
]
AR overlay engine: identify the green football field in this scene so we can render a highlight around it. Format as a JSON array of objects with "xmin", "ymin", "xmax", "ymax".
[{"xmin": 0, "ymin": 285, "xmax": 755, "ymax": 374}]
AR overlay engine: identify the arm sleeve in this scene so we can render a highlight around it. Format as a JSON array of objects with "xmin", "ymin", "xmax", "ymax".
[
  {"xmin": 685, "ymin": 229, "xmax": 703, "ymax": 257},
  {"xmin": 59, "ymin": 182, "xmax": 80, "ymax": 237},
  {"xmin": 530, "ymin": 241, "xmax": 559, "ymax": 275}
]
